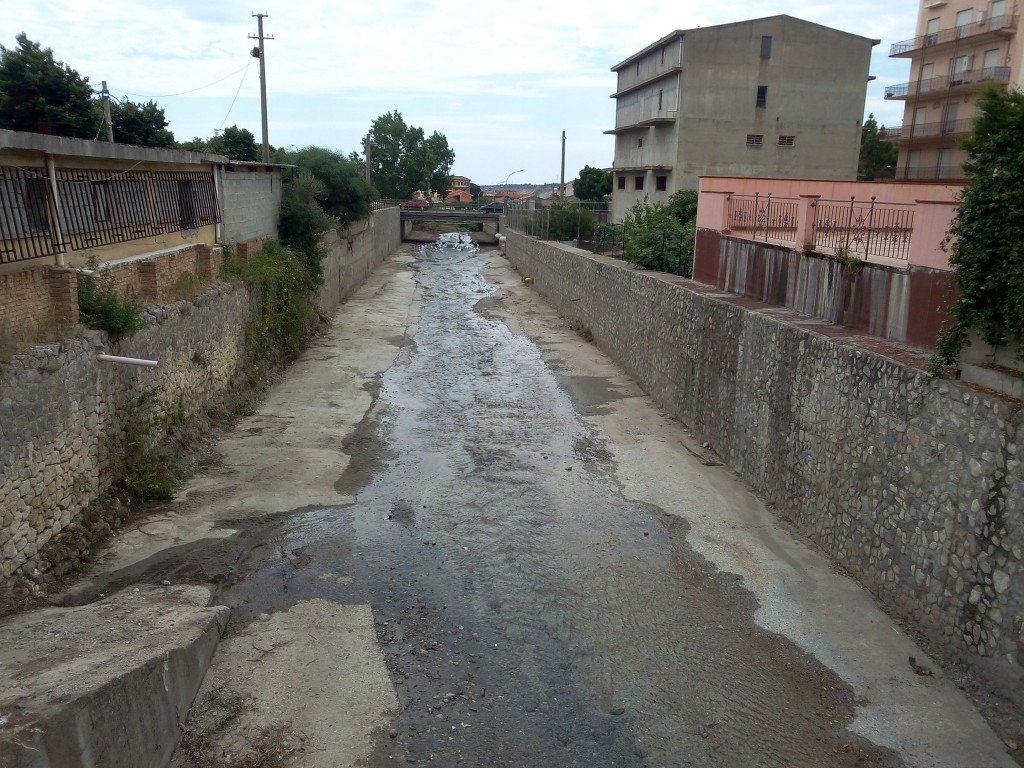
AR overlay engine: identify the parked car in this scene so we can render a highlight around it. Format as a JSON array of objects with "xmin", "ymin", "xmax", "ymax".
[
  {"xmin": 479, "ymin": 202, "xmax": 504, "ymax": 213},
  {"xmin": 400, "ymin": 199, "xmax": 431, "ymax": 210}
]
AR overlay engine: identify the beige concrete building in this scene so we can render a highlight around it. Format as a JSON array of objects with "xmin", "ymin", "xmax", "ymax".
[
  {"xmin": 883, "ymin": 0, "xmax": 1018, "ymax": 180},
  {"xmin": 607, "ymin": 15, "xmax": 878, "ymax": 220}
]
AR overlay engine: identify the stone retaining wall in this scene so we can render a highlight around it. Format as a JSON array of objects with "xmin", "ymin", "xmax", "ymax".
[
  {"xmin": 504, "ymin": 231, "xmax": 1023, "ymax": 702},
  {"xmin": 319, "ymin": 207, "xmax": 402, "ymax": 314},
  {"xmin": 0, "ymin": 213, "xmax": 401, "ymax": 592}
]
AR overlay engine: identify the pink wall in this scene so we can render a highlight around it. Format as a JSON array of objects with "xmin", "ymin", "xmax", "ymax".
[{"xmin": 697, "ymin": 176, "xmax": 963, "ymax": 271}]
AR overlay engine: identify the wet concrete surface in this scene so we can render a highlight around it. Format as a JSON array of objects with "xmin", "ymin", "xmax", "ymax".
[
  {"xmin": 210, "ymin": 236, "xmax": 899, "ymax": 766},
  {"xmin": 69, "ymin": 234, "xmax": 1017, "ymax": 767}
]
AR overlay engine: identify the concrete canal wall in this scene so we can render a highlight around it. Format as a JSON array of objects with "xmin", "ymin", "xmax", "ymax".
[{"xmin": 503, "ymin": 230, "xmax": 1023, "ymax": 703}]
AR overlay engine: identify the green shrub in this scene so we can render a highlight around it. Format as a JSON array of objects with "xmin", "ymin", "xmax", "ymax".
[
  {"xmin": 77, "ymin": 257, "xmax": 146, "ymax": 338},
  {"xmin": 548, "ymin": 202, "xmax": 596, "ymax": 242}
]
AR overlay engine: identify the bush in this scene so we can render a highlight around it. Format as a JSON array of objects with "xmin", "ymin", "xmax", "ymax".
[
  {"xmin": 548, "ymin": 202, "xmax": 596, "ymax": 242},
  {"xmin": 77, "ymin": 257, "xmax": 146, "ymax": 338},
  {"xmin": 620, "ymin": 197, "xmax": 693, "ymax": 277}
]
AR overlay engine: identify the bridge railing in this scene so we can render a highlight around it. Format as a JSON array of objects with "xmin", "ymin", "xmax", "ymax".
[
  {"xmin": 504, "ymin": 201, "xmax": 612, "ymax": 245},
  {"xmin": 372, "ymin": 199, "xmax": 400, "ymax": 211}
]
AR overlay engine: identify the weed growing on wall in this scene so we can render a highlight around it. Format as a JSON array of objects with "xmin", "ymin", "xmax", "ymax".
[
  {"xmin": 222, "ymin": 241, "xmax": 321, "ymax": 364},
  {"xmin": 77, "ymin": 256, "xmax": 146, "ymax": 339}
]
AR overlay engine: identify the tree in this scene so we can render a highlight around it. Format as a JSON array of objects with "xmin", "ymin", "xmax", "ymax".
[
  {"xmin": 180, "ymin": 125, "xmax": 260, "ymax": 160},
  {"xmin": 367, "ymin": 111, "xmax": 454, "ymax": 199},
  {"xmin": 287, "ymin": 146, "xmax": 374, "ymax": 227},
  {"xmin": 932, "ymin": 86, "xmax": 1024, "ymax": 370},
  {"xmin": 0, "ymin": 33, "xmax": 96, "ymax": 138},
  {"xmin": 858, "ymin": 113, "xmax": 898, "ymax": 181},
  {"xmin": 575, "ymin": 165, "xmax": 612, "ymax": 201},
  {"xmin": 469, "ymin": 183, "xmax": 482, "ymax": 200},
  {"xmin": 110, "ymin": 99, "xmax": 175, "ymax": 148}
]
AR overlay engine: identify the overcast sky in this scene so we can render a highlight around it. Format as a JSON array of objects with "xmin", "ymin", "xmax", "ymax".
[{"xmin": 4, "ymin": 0, "xmax": 918, "ymax": 185}]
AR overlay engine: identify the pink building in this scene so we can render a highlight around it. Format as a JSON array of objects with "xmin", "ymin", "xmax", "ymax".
[{"xmin": 884, "ymin": 0, "xmax": 1018, "ymax": 180}]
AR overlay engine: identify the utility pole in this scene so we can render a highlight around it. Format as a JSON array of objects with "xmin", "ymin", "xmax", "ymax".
[
  {"xmin": 362, "ymin": 135, "xmax": 372, "ymax": 185},
  {"xmin": 560, "ymin": 131, "xmax": 566, "ymax": 200},
  {"xmin": 249, "ymin": 13, "xmax": 273, "ymax": 163},
  {"xmin": 101, "ymin": 81, "xmax": 114, "ymax": 142}
]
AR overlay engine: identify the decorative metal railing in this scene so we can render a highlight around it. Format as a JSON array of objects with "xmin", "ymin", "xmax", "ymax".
[
  {"xmin": 728, "ymin": 193, "xmax": 798, "ymax": 244},
  {"xmin": 884, "ymin": 67, "xmax": 1011, "ymax": 99},
  {"xmin": 813, "ymin": 197, "xmax": 914, "ymax": 261},
  {"xmin": 878, "ymin": 117, "xmax": 975, "ymax": 140},
  {"xmin": 889, "ymin": 13, "xmax": 1017, "ymax": 55}
]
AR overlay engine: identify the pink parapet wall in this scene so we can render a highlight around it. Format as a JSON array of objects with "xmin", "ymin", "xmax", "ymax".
[{"xmin": 697, "ymin": 176, "xmax": 963, "ymax": 271}]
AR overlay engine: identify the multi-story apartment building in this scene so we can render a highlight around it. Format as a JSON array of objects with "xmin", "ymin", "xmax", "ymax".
[
  {"xmin": 607, "ymin": 15, "xmax": 877, "ymax": 220},
  {"xmin": 883, "ymin": 0, "xmax": 1018, "ymax": 180}
]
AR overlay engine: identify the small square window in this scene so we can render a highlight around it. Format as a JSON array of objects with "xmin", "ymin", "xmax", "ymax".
[
  {"xmin": 655, "ymin": 175, "xmax": 667, "ymax": 191},
  {"xmin": 756, "ymin": 85, "xmax": 767, "ymax": 108},
  {"xmin": 617, "ymin": 175, "xmax": 626, "ymax": 190},
  {"xmin": 635, "ymin": 176, "xmax": 645, "ymax": 191},
  {"xmin": 746, "ymin": 134, "xmax": 764, "ymax": 146},
  {"xmin": 778, "ymin": 135, "xmax": 795, "ymax": 146},
  {"xmin": 761, "ymin": 35, "xmax": 772, "ymax": 59}
]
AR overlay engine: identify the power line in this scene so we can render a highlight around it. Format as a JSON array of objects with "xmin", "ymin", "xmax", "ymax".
[
  {"xmin": 108, "ymin": 61, "xmax": 252, "ymax": 100},
  {"xmin": 217, "ymin": 57, "xmax": 254, "ymax": 132}
]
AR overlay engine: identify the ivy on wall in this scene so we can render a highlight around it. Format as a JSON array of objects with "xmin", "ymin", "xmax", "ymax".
[{"xmin": 933, "ymin": 86, "xmax": 1024, "ymax": 372}]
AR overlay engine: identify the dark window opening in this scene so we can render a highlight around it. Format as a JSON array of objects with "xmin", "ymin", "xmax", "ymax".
[
  {"xmin": 636, "ymin": 61, "xmax": 640, "ymax": 76},
  {"xmin": 24, "ymin": 177, "xmax": 50, "ymax": 233},
  {"xmin": 761, "ymin": 35, "xmax": 772, "ymax": 58},
  {"xmin": 756, "ymin": 85, "xmax": 767, "ymax": 108},
  {"xmin": 658, "ymin": 89, "xmax": 663, "ymax": 110},
  {"xmin": 661, "ymin": 47, "xmax": 665, "ymax": 64},
  {"xmin": 635, "ymin": 176, "xmax": 644, "ymax": 191},
  {"xmin": 178, "ymin": 179, "xmax": 197, "ymax": 230},
  {"xmin": 638, "ymin": 137, "xmax": 643, "ymax": 148},
  {"xmin": 655, "ymin": 175, "xmax": 667, "ymax": 191},
  {"xmin": 617, "ymin": 175, "xmax": 626, "ymax": 190},
  {"xmin": 746, "ymin": 134, "xmax": 764, "ymax": 146}
]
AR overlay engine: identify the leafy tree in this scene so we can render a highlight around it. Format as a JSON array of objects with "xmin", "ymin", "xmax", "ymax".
[
  {"xmin": 469, "ymin": 182, "xmax": 482, "ymax": 200},
  {"xmin": 286, "ymin": 146, "xmax": 373, "ymax": 227},
  {"xmin": 667, "ymin": 189, "xmax": 698, "ymax": 223},
  {"xmin": 0, "ymin": 33, "xmax": 96, "ymax": 138},
  {"xmin": 575, "ymin": 165, "xmax": 612, "ymax": 201},
  {"xmin": 367, "ymin": 111, "xmax": 454, "ymax": 199},
  {"xmin": 180, "ymin": 125, "xmax": 260, "ymax": 160},
  {"xmin": 932, "ymin": 86, "xmax": 1024, "ymax": 370},
  {"xmin": 858, "ymin": 113, "xmax": 898, "ymax": 180},
  {"xmin": 110, "ymin": 99, "xmax": 175, "ymax": 148}
]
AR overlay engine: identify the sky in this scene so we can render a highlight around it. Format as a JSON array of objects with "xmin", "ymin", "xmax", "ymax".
[{"xmin": 3, "ymin": 0, "xmax": 919, "ymax": 185}]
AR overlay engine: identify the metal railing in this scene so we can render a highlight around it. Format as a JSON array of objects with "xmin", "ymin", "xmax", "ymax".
[
  {"xmin": 728, "ymin": 193, "xmax": 798, "ymax": 244},
  {"xmin": 878, "ymin": 117, "xmax": 975, "ymax": 140},
  {"xmin": 897, "ymin": 165, "xmax": 970, "ymax": 181},
  {"xmin": 0, "ymin": 166, "xmax": 65, "ymax": 264},
  {"xmin": 504, "ymin": 201, "xmax": 612, "ymax": 243},
  {"xmin": 889, "ymin": 14, "xmax": 1017, "ymax": 56},
  {"xmin": 813, "ymin": 197, "xmax": 914, "ymax": 261},
  {"xmin": 1, "ymin": 165, "xmax": 221, "ymax": 264},
  {"xmin": 885, "ymin": 67, "xmax": 1011, "ymax": 99}
]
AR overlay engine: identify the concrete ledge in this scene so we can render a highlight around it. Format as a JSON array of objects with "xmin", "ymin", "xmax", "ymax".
[{"xmin": 0, "ymin": 585, "xmax": 229, "ymax": 768}]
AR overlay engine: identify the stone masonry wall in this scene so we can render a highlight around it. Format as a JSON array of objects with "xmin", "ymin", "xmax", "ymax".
[
  {"xmin": 0, "ymin": 211, "xmax": 401, "ymax": 591},
  {"xmin": 504, "ymin": 231, "xmax": 1023, "ymax": 702}
]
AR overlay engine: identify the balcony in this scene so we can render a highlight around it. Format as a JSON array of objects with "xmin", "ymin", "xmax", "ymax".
[
  {"xmin": 884, "ymin": 66, "xmax": 1010, "ymax": 99},
  {"xmin": 898, "ymin": 165, "xmax": 970, "ymax": 181},
  {"xmin": 878, "ymin": 117, "xmax": 974, "ymax": 141},
  {"xmin": 889, "ymin": 14, "xmax": 1017, "ymax": 57}
]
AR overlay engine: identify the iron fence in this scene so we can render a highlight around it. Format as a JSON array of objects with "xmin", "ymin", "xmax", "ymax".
[
  {"xmin": 0, "ymin": 165, "xmax": 221, "ymax": 264},
  {"xmin": 504, "ymin": 201, "xmax": 611, "ymax": 244},
  {"xmin": 813, "ymin": 197, "xmax": 914, "ymax": 261},
  {"xmin": 728, "ymin": 193, "xmax": 798, "ymax": 244},
  {"xmin": 0, "ymin": 166, "xmax": 65, "ymax": 264}
]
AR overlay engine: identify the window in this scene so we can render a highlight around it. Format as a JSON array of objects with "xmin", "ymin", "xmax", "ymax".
[
  {"xmin": 925, "ymin": 17, "xmax": 940, "ymax": 45},
  {"xmin": 638, "ymin": 137, "xmax": 643, "ymax": 148},
  {"xmin": 636, "ymin": 61, "xmax": 640, "ymax": 76},
  {"xmin": 982, "ymin": 48, "xmax": 1000, "ymax": 74},
  {"xmin": 941, "ymin": 102, "xmax": 958, "ymax": 133},
  {"xmin": 955, "ymin": 8, "xmax": 973, "ymax": 35},
  {"xmin": 778, "ymin": 135, "xmax": 795, "ymax": 146},
  {"xmin": 91, "ymin": 181, "xmax": 112, "ymax": 223},
  {"xmin": 761, "ymin": 35, "xmax": 772, "ymax": 58},
  {"xmin": 912, "ymin": 106, "xmax": 928, "ymax": 136},
  {"xmin": 655, "ymin": 175, "xmax": 667, "ymax": 191},
  {"xmin": 746, "ymin": 134, "xmax": 764, "ymax": 146},
  {"xmin": 756, "ymin": 85, "xmax": 767, "ymax": 108},
  {"xmin": 635, "ymin": 176, "xmax": 644, "ymax": 191},
  {"xmin": 990, "ymin": 0, "xmax": 1007, "ymax": 24},
  {"xmin": 949, "ymin": 54, "xmax": 971, "ymax": 85},
  {"xmin": 23, "ymin": 177, "xmax": 50, "ymax": 232},
  {"xmin": 661, "ymin": 46, "xmax": 665, "ymax": 65},
  {"xmin": 658, "ymin": 89, "xmax": 663, "ymax": 110},
  {"xmin": 617, "ymin": 175, "xmax": 626, "ymax": 190}
]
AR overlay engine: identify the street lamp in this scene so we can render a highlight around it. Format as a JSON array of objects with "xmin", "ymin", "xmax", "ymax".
[{"xmin": 502, "ymin": 169, "xmax": 524, "ymax": 204}]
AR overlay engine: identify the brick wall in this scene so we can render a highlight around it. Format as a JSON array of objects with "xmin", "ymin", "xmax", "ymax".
[{"xmin": 504, "ymin": 231, "xmax": 1023, "ymax": 706}]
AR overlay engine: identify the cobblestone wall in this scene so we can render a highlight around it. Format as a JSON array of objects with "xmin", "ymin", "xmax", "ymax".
[
  {"xmin": 0, "ymin": 212, "xmax": 401, "ymax": 592},
  {"xmin": 504, "ymin": 232, "xmax": 1023, "ymax": 701}
]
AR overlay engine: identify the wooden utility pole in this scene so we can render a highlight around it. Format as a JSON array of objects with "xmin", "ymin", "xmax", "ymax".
[
  {"xmin": 363, "ymin": 135, "xmax": 372, "ymax": 184},
  {"xmin": 101, "ymin": 81, "xmax": 114, "ymax": 142},
  {"xmin": 249, "ymin": 13, "xmax": 273, "ymax": 163}
]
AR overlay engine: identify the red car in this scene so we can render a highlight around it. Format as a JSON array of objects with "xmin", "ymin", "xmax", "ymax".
[{"xmin": 400, "ymin": 199, "xmax": 430, "ymax": 210}]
